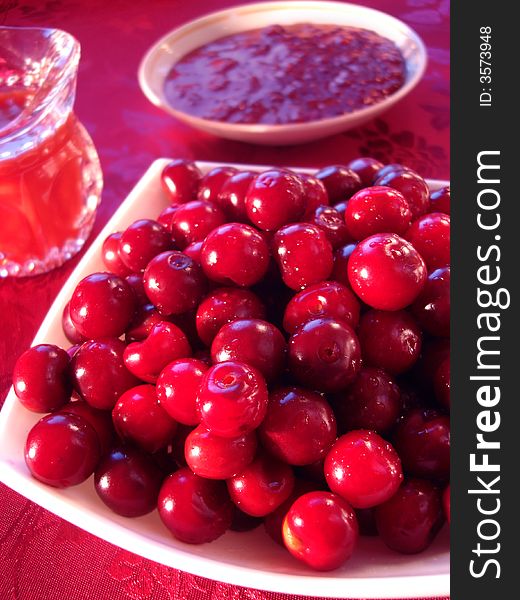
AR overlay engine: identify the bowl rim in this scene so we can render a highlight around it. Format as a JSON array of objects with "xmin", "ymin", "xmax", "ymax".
[{"xmin": 137, "ymin": 0, "xmax": 428, "ymax": 134}]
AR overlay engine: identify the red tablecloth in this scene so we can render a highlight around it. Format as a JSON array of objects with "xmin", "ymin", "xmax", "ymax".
[{"xmin": 0, "ymin": 0, "xmax": 449, "ymax": 598}]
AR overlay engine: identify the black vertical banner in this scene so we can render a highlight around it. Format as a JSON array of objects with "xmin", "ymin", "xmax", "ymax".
[{"xmin": 451, "ymin": 1, "xmax": 517, "ymax": 599}]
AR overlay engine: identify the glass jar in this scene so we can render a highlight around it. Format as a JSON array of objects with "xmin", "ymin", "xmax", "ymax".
[{"xmin": 0, "ymin": 26, "xmax": 103, "ymax": 277}]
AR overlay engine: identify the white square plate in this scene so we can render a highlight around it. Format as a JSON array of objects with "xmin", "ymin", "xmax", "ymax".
[{"xmin": 0, "ymin": 160, "xmax": 450, "ymax": 598}]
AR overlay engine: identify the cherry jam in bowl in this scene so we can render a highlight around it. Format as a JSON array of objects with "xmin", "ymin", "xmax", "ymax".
[{"xmin": 138, "ymin": 1, "xmax": 427, "ymax": 145}]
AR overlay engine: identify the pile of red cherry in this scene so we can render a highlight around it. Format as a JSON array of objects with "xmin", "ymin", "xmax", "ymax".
[{"xmin": 13, "ymin": 158, "xmax": 450, "ymax": 572}]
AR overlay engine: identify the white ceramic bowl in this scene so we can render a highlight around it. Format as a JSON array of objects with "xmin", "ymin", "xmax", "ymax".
[
  {"xmin": 0, "ymin": 160, "xmax": 449, "ymax": 598},
  {"xmin": 138, "ymin": 2, "xmax": 427, "ymax": 145}
]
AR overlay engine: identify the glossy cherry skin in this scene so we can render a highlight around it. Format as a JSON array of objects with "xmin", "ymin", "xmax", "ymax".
[
  {"xmin": 226, "ymin": 453, "xmax": 295, "ymax": 517},
  {"xmin": 25, "ymin": 413, "xmax": 101, "ymax": 488},
  {"xmin": 143, "ymin": 251, "xmax": 207, "ymax": 315},
  {"xmin": 315, "ymin": 165, "xmax": 362, "ymax": 203},
  {"xmin": 119, "ymin": 219, "xmax": 173, "ymax": 272},
  {"xmin": 358, "ymin": 310, "xmax": 422, "ymax": 375},
  {"xmin": 332, "ymin": 367, "xmax": 402, "ymax": 434},
  {"xmin": 13, "ymin": 344, "xmax": 71, "ymax": 413},
  {"xmin": 195, "ymin": 287, "xmax": 266, "ymax": 346},
  {"xmin": 373, "ymin": 163, "xmax": 411, "ymax": 182},
  {"xmin": 113, "ymin": 384, "xmax": 177, "ymax": 453},
  {"xmin": 273, "ymin": 223, "xmax": 333, "ymax": 291},
  {"xmin": 123, "ymin": 321, "xmax": 191, "ymax": 383},
  {"xmin": 156, "ymin": 358, "xmax": 207, "ymax": 425},
  {"xmin": 71, "ymin": 339, "xmax": 139, "ymax": 410},
  {"xmin": 183, "ymin": 240, "xmax": 203, "ymax": 264},
  {"xmin": 124, "ymin": 303, "xmax": 166, "ymax": 343},
  {"xmin": 405, "ymin": 212, "xmax": 450, "ymax": 270},
  {"xmin": 197, "ymin": 166, "xmax": 237, "ymax": 203},
  {"xmin": 161, "ymin": 159, "xmax": 202, "ymax": 204},
  {"xmin": 211, "ymin": 319, "xmax": 286, "ymax": 382},
  {"xmin": 283, "ymin": 281, "xmax": 360, "ymax": 334},
  {"xmin": 345, "ymin": 186, "xmax": 412, "ymax": 240},
  {"xmin": 283, "ymin": 491, "xmax": 359, "ymax": 571},
  {"xmin": 312, "ymin": 205, "xmax": 352, "ymax": 249},
  {"xmin": 214, "ymin": 170, "xmax": 256, "ymax": 222},
  {"xmin": 300, "ymin": 174, "xmax": 329, "ymax": 219},
  {"xmin": 245, "ymin": 169, "xmax": 305, "ymax": 231},
  {"xmin": 330, "ymin": 243, "xmax": 357, "ymax": 286},
  {"xmin": 200, "ymin": 223, "xmax": 270, "ymax": 287},
  {"xmin": 411, "ymin": 266, "xmax": 450, "ymax": 337},
  {"xmin": 158, "ymin": 468, "xmax": 233, "ymax": 544},
  {"xmin": 197, "ymin": 361, "xmax": 268, "ymax": 438},
  {"xmin": 101, "ymin": 231, "xmax": 132, "ymax": 277},
  {"xmin": 62, "ymin": 301, "xmax": 86, "ymax": 344},
  {"xmin": 430, "ymin": 185, "xmax": 450, "ymax": 214},
  {"xmin": 288, "ymin": 318, "xmax": 362, "ymax": 393},
  {"xmin": 374, "ymin": 169, "xmax": 430, "ymax": 218},
  {"xmin": 347, "ymin": 157, "xmax": 385, "ymax": 187},
  {"xmin": 170, "ymin": 200, "xmax": 225, "ymax": 249},
  {"xmin": 434, "ymin": 356, "xmax": 450, "ymax": 409},
  {"xmin": 259, "ymin": 386, "xmax": 337, "ymax": 465},
  {"xmin": 69, "ymin": 272, "xmax": 136, "ymax": 339},
  {"xmin": 393, "ymin": 409, "xmax": 450, "ymax": 482},
  {"xmin": 375, "ymin": 478, "xmax": 444, "ymax": 554},
  {"xmin": 156, "ymin": 204, "xmax": 179, "ymax": 229},
  {"xmin": 348, "ymin": 233, "xmax": 427, "ymax": 310},
  {"xmin": 94, "ymin": 446, "xmax": 164, "ymax": 517},
  {"xmin": 59, "ymin": 400, "xmax": 116, "ymax": 454},
  {"xmin": 324, "ymin": 430, "xmax": 403, "ymax": 509},
  {"xmin": 185, "ymin": 424, "xmax": 257, "ymax": 479},
  {"xmin": 443, "ymin": 484, "xmax": 450, "ymax": 523}
]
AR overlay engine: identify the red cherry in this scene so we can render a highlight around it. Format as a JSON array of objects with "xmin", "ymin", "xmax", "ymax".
[
  {"xmin": 429, "ymin": 185, "xmax": 450, "ymax": 214},
  {"xmin": 434, "ymin": 356, "xmax": 450, "ymax": 410},
  {"xmin": 347, "ymin": 157, "xmax": 384, "ymax": 187},
  {"xmin": 283, "ymin": 491, "xmax": 358, "ymax": 571},
  {"xmin": 245, "ymin": 170, "xmax": 305, "ymax": 231},
  {"xmin": 113, "ymin": 384, "xmax": 177, "ymax": 453},
  {"xmin": 312, "ymin": 205, "xmax": 353, "ymax": 249},
  {"xmin": 185, "ymin": 424, "xmax": 257, "ymax": 479},
  {"xmin": 156, "ymin": 205, "xmax": 179, "ymax": 229},
  {"xmin": 70, "ymin": 339, "xmax": 139, "ymax": 410},
  {"xmin": 161, "ymin": 159, "xmax": 202, "ymax": 204},
  {"xmin": 375, "ymin": 478, "xmax": 444, "ymax": 554},
  {"xmin": 143, "ymin": 251, "xmax": 207, "ymax": 316},
  {"xmin": 25, "ymin": 413, "xmax": 100, "ymax": 487},
  {"xmin": 273, "ymin": 223, "xmax": 333, "ymax": 291},
  {"xmin": 125, "ymin": 303, "xmax": 166, "ymax": 343},
  {"xmin": 94, "ymin": 446, "xmax": 164, "ymax": 517},
  {"xmin": 358, "ymin": 309, "xmax": 422, "ymax": 375},
  {"xmin": 200, "ymin": 223, "xmax": 270, "ymax": 287},
  {"xmin": 330, "ymin": 243, "xmax": 357, "ymax": 286},
  {"xmin": 348, "ymin": 233, "xmax": 427, "ymax": 310},
  {"xmin": 332, "ymin": 367, "xmax": 402, "ymax": 433},
  {"xmin": 62, "ymin": 301, "xmax": 86, "ymax": 344},
  {"xmin": 158, "ymin": 468, "xmax": 233, "ymax": 544},
  {"xmin": 196, "ymin": 287, "xmax": 265, "ymax": 346},
  {"xmin": 226, "ymin": 453, "xmax": 295, "ymax": 517},
  {"xmin": 324, "ymin": 430, "xmax": 403, "ymax": 508},
  {"xmin": 411, "ymin": 266, "xmax": 450, "ymax": 337},
  {"xmin": 393, "ymin": 409, "xmax": 450, "ymax": 481},
  {"xmin": 197, "ymin": 361, "xmax": 268, "ymax": 438},
  {"xmin": 300, "ymin": 173, "xmax": 329, "ymax": 219},
  {"xmin": 288, "ymin": 317, "xmax": 362, "ymax": 392},
  {"xmin": 213, "ymin": 170, "xmax": 256, "ymax": 222},
  {"xmin": 374, "ymin": 169, "xmax": 430, "ymax": 218},
  {"xmin": 59, "ymin": 400, "xmax": 116, "ymax": 454},
  {"xmin": 315, "ymin": 165, "xmax": 362, "ymax": 203},
  {"xmin": 345, "ymin": 186, "xmax": 412, "ymax": 240},
  {"xmin": 259, "ymin": 386, "xmax": 337, "ymax": 465},
  {"xmin": 211, "ymin": 318, "xmax": 286, "ymax": 382},
  {"xmin": 405, "ymin": 212, "xmax": 450, "ymax": 270},
  {"xmin": 125, "ymin": 273, "xmax": 148, "ymax": 306},
  {"xmin": 69, "ymin": 273, "xmax": 136, "ymax": 339},
  {"xmin": 13, "ymin": 344, "xmax": 71, "ymax": 413},
  {"xmin": 156, "ymin": 358, "xmax": 208, "ymax": 425},
  {"xmin": 197, "ymin": 166, "xmax": 237, "ymax": 203},
  {"xmin": 283, "ymin": 280, "xmax": 360, "ymax": 334},
  {"xmin": 102, "ymin": 232, "xmax": 132, "ymax": 277},
  {"xmin": 373, "ymin": 163, "xmax": 411, "ymax": 182},
  {"xmin": 123, "ymin": 321, "xmax": 191, "ymax": 383},
  {"xmin": 170, "ymin": 200, "xmax": 225, "ymax": 249},
  {"xmin": 119, "ymin": 219, "xmax": 173, "ymax": 272}
]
